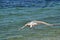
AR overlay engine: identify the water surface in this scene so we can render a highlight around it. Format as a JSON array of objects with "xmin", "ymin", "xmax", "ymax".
[{"xmin": 0, "ymin": 7, "xmax": 60, "ymax": 40}]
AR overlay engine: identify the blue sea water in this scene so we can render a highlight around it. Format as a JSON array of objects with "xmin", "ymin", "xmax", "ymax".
[{"xmin": 0, "ymin": 7, "xmax": 60, "ymax": 40}]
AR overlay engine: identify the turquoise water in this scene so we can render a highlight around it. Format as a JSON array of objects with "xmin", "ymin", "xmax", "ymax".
[{"xmin": 0, "ymin": 7, "xmax": 60, "ymax": 40}]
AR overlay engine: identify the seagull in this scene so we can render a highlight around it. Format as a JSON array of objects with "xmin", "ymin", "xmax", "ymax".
[{"xmin": 19, "ymin": 20, "xmax": 60, "ymax": 30}]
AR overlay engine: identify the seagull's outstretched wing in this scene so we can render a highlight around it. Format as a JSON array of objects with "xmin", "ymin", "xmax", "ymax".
[
  {"xmin": 19, "ymin": 26, "xmax": 26, "ymax": 30},
  {"xmin": 40, "ymin": 21, "xmax": 53, "ymax": 26},
  {"xmin": 19, "ymin": 25, "xmax": 27, "ymax": 30},
  {"xmin": 35, "ymin": 21, "xmax": 60, "ymax": 26},
  {"xmin": 34, "ymin": 21, "xmax": 53, "ymax": 26}
]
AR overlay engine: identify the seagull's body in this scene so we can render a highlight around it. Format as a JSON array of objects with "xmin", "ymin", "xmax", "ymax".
[{"xmin": 19, "ymin": 20, "xmax": 54, "ymax": 30}]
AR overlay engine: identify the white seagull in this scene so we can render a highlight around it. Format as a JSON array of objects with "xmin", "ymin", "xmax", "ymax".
[{"xmin": 19, "ymin": 20, "xmax": 60, "ymax": 30}]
